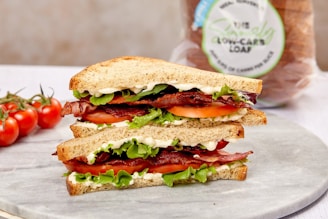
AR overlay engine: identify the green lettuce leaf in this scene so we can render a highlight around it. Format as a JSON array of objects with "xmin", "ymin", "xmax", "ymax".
[
  {"xmin": 128, "ymin": 108, "xmax": 162, "ymax": 128},
  {"xmin": 153, "ymin": 110, "xmax": 183, "ymax": 125},
  {"xmin": 163, "ymin": 167, "xmax": 192, "ymax": 187},
  {"xmin": 73, "ymin": 90, "xmax": 89, "ymax": 99},
  {"xmin": 75, "ymin": 172, "xmax": 92, "ymax": 183},
  {"xmin": 128, "ymin": 108, "xmax": 183, "ymax": 128},
  {"xmin": 73, "ymin": 165, "xmax": 215, "ymax": 188},
  {"xmin": 212, "ymin": 84, "xmax": 244, "ymax": 102},
  {"xmin": 125, "ymin": 84, "xmax": 168, "ymax": 102},
  {"xmin": 115, "ymin": 170, "xmax": 133, "ymax": 188},
  {"xmin": 74, "ymin": 170, "xmax": 132, "ymax": 188},
  {"xmin": 162, "ymin": 164, "xmax": 217, "ymax": 187},
  {"xmin": 111, "ymin": 138, "xmax": 159, "ymax": 159},
  {"xmin": 96, "ymin": 170, "xmax": 115, "ymax": 184},
  {"xmin": 89, "ymin": 93, "xmax": 115, "ymax": 106},
  {"xmin": 91, "ymin": 138, "xmax": 160, "ymax": 164}
]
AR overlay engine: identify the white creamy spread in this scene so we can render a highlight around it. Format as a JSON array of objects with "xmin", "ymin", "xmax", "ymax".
[
  {"xmin": 75, "ymin": 120, "xmax": 130, "ymax": 129},
  {"xmin": 89, "ymin": 82, "xmax": 224, "ymax": 96},
  {"xmin": 86, "ymin": 136, "xmax": 224, "ymax": 164},
  {"xmin": 131, "ymin": 172, "xmax": 163, "ymax": 181},
  {"xmin": 215, "ymin": 160, "xmax": 244, "ymax": 171},
  {"xmin": 68, "ymin": 171, "xmax": 163, "ymax": 188}
]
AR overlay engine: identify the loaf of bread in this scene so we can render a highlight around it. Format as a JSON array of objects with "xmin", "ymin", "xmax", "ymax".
[{"xmin": 173, "ymin": 0, "xmax": 315, "ymax": 107}]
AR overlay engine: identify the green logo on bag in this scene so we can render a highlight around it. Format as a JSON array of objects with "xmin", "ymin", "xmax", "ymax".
[{"xmin": 202, "ymin": 0, "xmax": 285, "ymax": 78}]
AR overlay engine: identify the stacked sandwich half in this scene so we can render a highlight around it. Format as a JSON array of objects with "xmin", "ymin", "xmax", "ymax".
[{"xmin": 56, "ymin": 56, "xmax": 267, "ymax": 195}]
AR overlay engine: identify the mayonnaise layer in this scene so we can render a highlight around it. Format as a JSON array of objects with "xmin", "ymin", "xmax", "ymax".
[
  {"xmin": 86, "ymin": 135, "xmax": 227, "ymax": 164},
  {"xmin": 90, "ymin": 82, "xmax": 222, "ymax": 96}
]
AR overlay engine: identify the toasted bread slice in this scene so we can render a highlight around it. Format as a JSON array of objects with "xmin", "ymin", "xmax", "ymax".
[
  {"xmin": 69, "ymin": 56, "xmax": 263, "ymax": 95},
  {"xmin": 57, "ymin": 122, "xmax": 244, "ymax": 162},
  {"xmin": 66, "ymin": 165, "xmax": 248, "ymax": 195},
  {"xmin": 69, "ymin": 109, "xmax": 266, "ymax": 138}
]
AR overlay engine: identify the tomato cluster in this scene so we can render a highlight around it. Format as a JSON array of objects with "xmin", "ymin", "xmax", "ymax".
[{"xmin": 0, "ymin": 89, "xmax": 62, "ymax": 147}]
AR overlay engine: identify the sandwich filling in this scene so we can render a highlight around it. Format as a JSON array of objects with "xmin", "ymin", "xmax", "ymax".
[
  {"xmin": 63, "ymin": 137, "xmax": 253, "ymax": 187},
  {"xmin": 61, "ymin": 84, "xmax": 257, "ymax": 128}
]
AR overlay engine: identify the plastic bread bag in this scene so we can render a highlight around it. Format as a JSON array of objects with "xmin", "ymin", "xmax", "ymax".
[{"xmin": 170, "ymin": 0, "xmax": 316, "ymax": 107}]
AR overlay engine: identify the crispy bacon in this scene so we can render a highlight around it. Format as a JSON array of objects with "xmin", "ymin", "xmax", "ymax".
[
  {"xmin": 100, "ymin": 105, "xmax": 148, "ymax": 118},
  {"xmin": 68, "ymin": 147, "xmax": 252, "ymax": 175},
  {"xmin": 61, "ymin": 100, "xmax": 97, "ymax": 117},
  {"xmin": 150, "ymin": 150, "xmax": 203, "ymax": 166},
  {"xmin": 88, "ymin": 142, "xmax": 251, "ymax": 167},
  {"xmin": 192, "ymin": 150, "xmax": 253, "ymax": 163},
  {"xmin": 124, "ymin": 91, "xmax": 254, "ymax": 108},
  {"xmin": 104, "ymin": 158, "xmax": 150, "ymax": 167},
  {"xmin": 61, "ymin": 91, "xmax": 254, "ymax": 118},
  {"xmin": 150, "ymin": 92, "xmax": 213, "ymax": 108}
]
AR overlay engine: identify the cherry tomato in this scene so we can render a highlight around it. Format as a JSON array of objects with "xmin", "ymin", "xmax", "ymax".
[
  {"xmin": 0, "ymin": 111, "xmax": 19, "ymax": 146},
  {"xmin": 167, "ymin": 103, "xmax": 239, "ymax": 118},
  {"xmin": 32, "ymin": 98, "xmax": 62, "ymax": 129},
  {"xmin": 5, "ymin": 103, "xmax": 38, "ymax": 137}
]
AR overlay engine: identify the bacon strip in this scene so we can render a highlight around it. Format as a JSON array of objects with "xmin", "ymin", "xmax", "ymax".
[
  {"xmin": 151, "ymin": 92, "xmax": 213, "ymax": 108},
  {"xmin": 67, "ymin": 147, "xmax": 252, "ymax": 175},
  {"xmin": 101, "ymin": 105, "xmax": 148, "ymax": 118},
  {"xmin": 61, "ymin": 100, "xmax": 96, "ymax": 117},
  {"xmin": 61, "ymin": 91, "xmax": 254, "ymax": 117},
  {"xmin": 192, "ymin": 150, "xmax": 253, "ymax": 163},
  {"xmin": 76, "ymin": 142, "xmax": 252, "ymax": 167}
]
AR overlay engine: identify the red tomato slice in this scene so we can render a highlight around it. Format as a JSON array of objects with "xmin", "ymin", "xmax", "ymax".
[
  {"xmin": 108, "ymin": 96, "xmax": 130, "ymax": 104},
  {"xmin": 148, "ymin": 163, "xmax": 202, "ymax": 174},
  {"xmin": 167, "ymin": 104, "xmax": 239, "ymax": 118},
  {"xmin": 81, "ymin": 111, "xmax": 132, "ymax": 124},
  {"xmin": 64, "ymin": 160, "xmax": 205, "ymax": 176},
  {"xmin": 64, "ymin": 160, "xmax": 147, "ymax": 175}
]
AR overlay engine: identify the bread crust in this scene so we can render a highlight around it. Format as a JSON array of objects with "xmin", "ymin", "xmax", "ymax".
[
  {"xmin": 69, "ymin": 56, "xmax": 262, "ymax": 94},
  {"xmin": 66, "ymin": 165, "xmax": 248, "ymax": 195},
  {"xmin": 57, "ymin": 122, "xmax": 244, "ymax": 162},
  {"xmin": 237, "ymin": 109, "xmax": 267, "ymax": 126}
]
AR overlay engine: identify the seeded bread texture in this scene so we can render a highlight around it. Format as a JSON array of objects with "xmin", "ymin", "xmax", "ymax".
[
  {"xmin": 66, "ymin": 165, "xmax": 248, "ymax": 195},
  {"xmin": 237, "ymin": 109, "xmax": 267, "ymax": 126},
  {"xmin": 57, "ymin": 122, "xmax": 244, "ymax": 162},
  {"xmin": 69, "ymin": 56, "xmax": 263, "ymax": 95}
]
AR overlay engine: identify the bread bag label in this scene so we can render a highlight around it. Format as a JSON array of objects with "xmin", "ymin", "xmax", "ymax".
[{"xmin": 195, "ymin": 0, "xmax": 285, "ymax": 77}]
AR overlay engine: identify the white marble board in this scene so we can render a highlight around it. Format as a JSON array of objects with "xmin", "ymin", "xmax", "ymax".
[{"xmin": 0, "ymin": 114, "xmax": 328, "ymax": 219}]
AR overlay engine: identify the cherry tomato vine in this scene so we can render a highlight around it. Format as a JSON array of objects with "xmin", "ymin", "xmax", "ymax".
[{"xmin": 0, "ymin": 86, "xmax": 62, "ymax": 147}]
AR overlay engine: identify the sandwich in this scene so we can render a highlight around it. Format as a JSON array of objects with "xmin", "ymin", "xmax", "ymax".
[
  {"xmin": 56, "ymin": 122, "xmax": 251, "ymax": 195},
  {"xmin": 56, "ymin": 56, "xmax": 267, "ymax": 195},
  {"xmin": 61, "ymin": 56, "xmax": 266, "ymax": 138}
]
